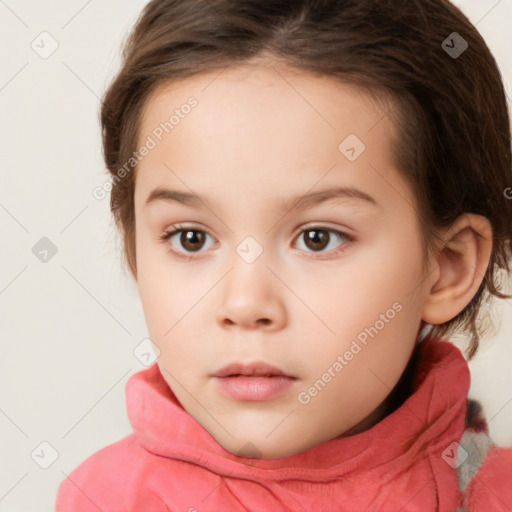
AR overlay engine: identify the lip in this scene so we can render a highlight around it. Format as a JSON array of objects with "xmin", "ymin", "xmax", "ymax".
[
  {"xmin": 214, "ymin": 376, "xmax": 296, "ymax": 401},
  {"xmin": 211, "ymin": 361, "xmax": 298, "ymax": 401},
  {"xmin": 211, "ymin": 361, "xmax": 296, "ymax": 378}
]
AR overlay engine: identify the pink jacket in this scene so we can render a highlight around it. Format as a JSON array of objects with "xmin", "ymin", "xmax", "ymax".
[{"xmin": 55, "ymin": 339, "xmax": 512, "ymax": 511}]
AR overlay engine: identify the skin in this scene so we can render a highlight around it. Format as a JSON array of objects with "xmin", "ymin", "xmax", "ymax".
[{"xmin": 133, "ymin": 60, "xmax": 492, "ymax": 459}]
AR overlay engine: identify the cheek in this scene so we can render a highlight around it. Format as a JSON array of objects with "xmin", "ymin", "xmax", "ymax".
[
  {"xmin": 136, "ymin": 257, "xmax": 211, "ymax": 357},
  {"xmin": 295, "ymin": 240, "xmax": 420, "ymax": 336},
  {"xmin": 300, "ymin": 237, "xmax": 422, "ymax": 368},
  {"xmin": 352, "ymin": 230, "xmax": 424, "ymax": 303},
  {"xmin": 136, "ymin": 248, "xmax": 177, "ymax": 335}
]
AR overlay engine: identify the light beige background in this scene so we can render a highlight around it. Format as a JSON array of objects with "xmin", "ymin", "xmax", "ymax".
[{"xmin": 1, "ymin": 0, "xmax": 511, "ymax": 510}]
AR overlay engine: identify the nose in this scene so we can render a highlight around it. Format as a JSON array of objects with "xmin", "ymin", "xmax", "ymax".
[{"xmin": 215, "ymin": 257, "xmax": 287, "ymax": 331}]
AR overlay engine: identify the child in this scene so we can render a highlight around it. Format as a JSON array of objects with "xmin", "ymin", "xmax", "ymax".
[{"xmin": 55, "ymin": 0, "xmax": 512, "ymax": 510}]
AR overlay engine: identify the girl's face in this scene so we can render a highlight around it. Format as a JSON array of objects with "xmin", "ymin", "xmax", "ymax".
[{"xmin": 133, "ymin": 62, "xmax": 433, "ymax": 458}]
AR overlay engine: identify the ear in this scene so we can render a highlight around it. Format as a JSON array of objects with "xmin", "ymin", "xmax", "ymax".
[{"xmin": 421, "ymin": 213, "xmax": 493, "ymax": 325}]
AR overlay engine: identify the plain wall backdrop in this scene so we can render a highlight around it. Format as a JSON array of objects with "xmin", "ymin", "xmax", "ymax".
[{"xmin": 1, "ymin": 0, "xmax": 511, "ymax": 510}]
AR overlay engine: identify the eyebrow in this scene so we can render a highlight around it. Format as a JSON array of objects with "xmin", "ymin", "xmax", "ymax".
[{"xmin": 144, "ymin": 186, "xmax": 379, "ymax": 212}]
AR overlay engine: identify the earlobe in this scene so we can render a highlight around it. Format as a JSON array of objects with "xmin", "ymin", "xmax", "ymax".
[{"xmin": 421, "ymin": 214, "xmax": 493, "ymax": 325}]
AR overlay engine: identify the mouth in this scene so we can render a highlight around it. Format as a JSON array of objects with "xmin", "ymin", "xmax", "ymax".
[{"xmin": 211, "ymin": 361, "xmax": 298, "ymax": 401}]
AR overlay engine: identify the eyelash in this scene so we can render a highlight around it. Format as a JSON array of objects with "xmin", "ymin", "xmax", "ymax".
[{"xmin": 158, "ymin": 224, "xmax": 354, "ymax": 261}]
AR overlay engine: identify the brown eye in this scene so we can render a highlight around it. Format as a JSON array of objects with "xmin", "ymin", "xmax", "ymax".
[
  {"xmin": 161, "ymin": 226, "xmax": 215, "ymax": 256},
  {"xmin": 295, "ymin": 227, "xmax": 351, "ymax": 256},
  {"xmin": 303, "ymin": 229, "xmax": 330, "ymax": 251},
  {"xmin": 179, "ymin": 230, "xmax": 206, "ymax": 252}
]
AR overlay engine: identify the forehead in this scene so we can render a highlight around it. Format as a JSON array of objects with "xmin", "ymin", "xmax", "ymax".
[
  {"xmin": 134, "ymin": 63, "xmax": 413, "ymax": 213},
  {"xmin": 139, "ymin": 63, "xmax": 393, "ymax": 140}
]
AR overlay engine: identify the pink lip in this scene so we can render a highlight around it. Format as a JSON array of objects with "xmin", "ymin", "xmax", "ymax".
[
  {"xmin": 211, "ymin": 361, "xmax": 297, "ymax": 401},
  {"xmin": 214, "ymin": 376, "xmax": 296, "ymax": 401},
  {"xmin": 211, "ymin": 361, "xmax": 296, "ymax": 379}
]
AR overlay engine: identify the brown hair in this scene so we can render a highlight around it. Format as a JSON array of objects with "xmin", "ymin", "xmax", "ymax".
[{"xmin": 100, "ymin": 0, "xmax": 512, "ymax": 360}]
